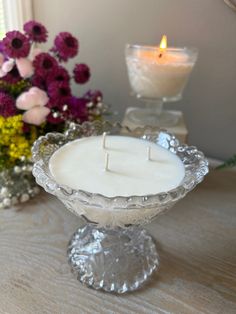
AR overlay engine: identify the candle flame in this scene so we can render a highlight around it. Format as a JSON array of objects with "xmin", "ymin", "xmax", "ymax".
[{"xmin": 159, "ymin": 35, "xmax": 167, "ymax": 49}]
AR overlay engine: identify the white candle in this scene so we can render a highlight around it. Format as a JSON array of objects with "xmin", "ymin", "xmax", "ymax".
[
  {"xmin": 49, "ymin": 135, "xmax": 185, "ymax": 197},
  {"xmin": 126, "ymin": 36, "xmax": 197, "ymax": 100},
  {"xmin": 126, "ymin": 49, "xmax": 194, "ymax": 99}
]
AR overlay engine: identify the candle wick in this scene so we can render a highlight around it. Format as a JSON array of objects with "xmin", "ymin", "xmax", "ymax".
[
  {"xmin": 102, "ymin": 132, "xmax": 107, "ymax": 149},
  {"xmin": 159, "ymin": 53, "xmax": 162, "ymax": 58},
  {"xmin": 104, "ymin": 152, "xmax": 109, "ymax": 171},
  {"xmin": 147, "ymin": 146, "xmax": 151, "ymax": 161}
]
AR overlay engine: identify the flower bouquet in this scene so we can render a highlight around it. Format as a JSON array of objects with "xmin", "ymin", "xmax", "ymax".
[{"xmin": 0, "ymin": 20, "xmax": 105, "ymax": 208}]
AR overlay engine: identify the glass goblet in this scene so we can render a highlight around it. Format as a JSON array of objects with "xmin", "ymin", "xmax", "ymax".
[{"xmin": 125, "ymin": 45, "xmax": 198, "ymax": 126}]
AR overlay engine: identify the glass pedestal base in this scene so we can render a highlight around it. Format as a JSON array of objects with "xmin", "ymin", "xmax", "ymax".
[
  {"xmin": 126, "ymin": 107, "xmax": 180, "ymax": 127},
  {"xmin": 67, "ymin": 224, "xmax": 159, "ymax": 293}
]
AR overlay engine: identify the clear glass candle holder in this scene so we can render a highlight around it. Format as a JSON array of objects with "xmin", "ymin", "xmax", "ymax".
[
  {"xmin": 125, "ymin": 45, "xmax": 198, "ymax": 126},
  {"xmin": 32, "ymin": 120, "xmax": 208, "ymax": 293}
]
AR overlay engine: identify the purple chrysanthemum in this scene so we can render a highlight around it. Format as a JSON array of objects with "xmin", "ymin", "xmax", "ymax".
[
  {"xmin": 3, "ymin": 65, "xmax": 21, "ymax": 83},
  {"xmin": 53, "ymin": 32, "xmax": 78, "ymax": 61},
  {"xmin": 68, "ymin": 96, "xmax": 88, "ymax": 122},
  {"xmin": 0, "ymin": 40, "xmax": 4, "ymax": 54},
  {"xmin": 46, "ymin": 66, "xmax": 70, "ymax": 85},
  {"xmin": 33, "ymin": 52, "xmax": 58, "ymax": 76},
  {"xmin": 0, "ymin": 92, "xmax": 17, "ymax": 117},
  {"xmin": 46, "ymin": 112, "xmax": 64, "ymax": 124},
  {"xmin": 45, "ymin": 103, "xmax": 64, "ymax": 124},
  {"xmin": 2, "ymin": 31, "xmax": 30, "ymax": 58},
  {"xmin": 31, "ymin": 74, "xmax": 47, "ymax": 90},
  {"xmin": 48, "ymin": 81, "xmax": 71, "ymax": 104},
  {"xmin": 84, "ymin": 90, "xmax": 103, "ymax": 103},
  {"xmin": 24, "ymin": 20, "xmax": 48, "ymax": 43},
  {"xmin": 73, "ymin": 63, "xmax": 90, "ymax": 84}
]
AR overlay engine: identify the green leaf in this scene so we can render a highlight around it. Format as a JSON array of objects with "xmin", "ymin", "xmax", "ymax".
[{"xmin": 216, "ymin": 154, "xmax": 236, "ymax": 170}]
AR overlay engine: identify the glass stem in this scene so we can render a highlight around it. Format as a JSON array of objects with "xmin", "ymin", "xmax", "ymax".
[{"xmin": 145, "ymin": 99, "xmax": 163, "ymax": 117}]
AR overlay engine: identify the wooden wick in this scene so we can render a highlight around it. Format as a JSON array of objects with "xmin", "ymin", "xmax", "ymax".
[
  {"xmin": 147, "ymin": 146, "xmax": 151, "ymax": 161},
  {"xmin": 104, "ymin": 152, "xmax": 109, "ymax": 171},
  {"xmin": 102, "ymin": 132, "xmax": 107, "ymax": 149}
]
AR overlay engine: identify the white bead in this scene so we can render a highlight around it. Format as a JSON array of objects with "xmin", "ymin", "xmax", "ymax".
[
  {"xmin": 14, "ymin": 166, "xmax": 21, "ymax": 174},
  {"xmin": 69, "ymin": 122, "xmax": 75, "ymax": 128},
  {"xmin": 53, "ymin": 112, "xmax": 59, "ymax": 118},
  {"xmin": 27, "ymin": 165, "xmax": 33, "ymax": 171},
  {"xmin": 86, "ymin": 102, "xmax": 93, "ymax": 108},
  {"xmin": 3, "ymin": 198, "xmax": 11, "ymax": 207},
  {"xmin": 93, "ymin": 109, "xmax": 100, "ymax": 116},
  {"xmin": 20, "ymin": 194, "xmax": 29, "ymax": 203},
  {"xmin": 0, "ymin": 187, "xmax": 8, "ymax": 197},
  {"xmin": 11, "ymin": 197, "xmax": 18, "ymax": 205}
]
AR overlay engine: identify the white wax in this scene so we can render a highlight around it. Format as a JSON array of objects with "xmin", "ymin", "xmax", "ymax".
[
  {"xmin": 126, "ymin": 50, "xmax": 194, "ymax": 99},
  {"xmin": 49, "ymin": 136, "xmax": 185, "ymax": 197}
]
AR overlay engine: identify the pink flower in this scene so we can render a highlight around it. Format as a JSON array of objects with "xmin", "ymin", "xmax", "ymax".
[
  {"xmin": 16, "ymin": 87, "xmax": 49, "ymax": 110},
  {"xmin": 2, "ymin": 59, "xmax": 14, "ymax": 73},
  {"xmin": 0, "ymin": 59, "xmax": 15, "ymax": 77},
  {"xmin": 0, "ymin": 69, "xmax": 6, "ymax": 78},
  {"xmin": 16, "ymin": 58, "xmax": 34, "ymax": 78},
  {"xmin": 16, "ymin": 87, "xmax": 50, "ymax": 125},
  {"xmin": 22, "ymin": 106, "xmax": 50, "ymax": 125}
]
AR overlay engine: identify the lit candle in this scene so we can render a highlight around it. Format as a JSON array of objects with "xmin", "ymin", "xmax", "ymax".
[
  {"xmin": 49, "ymin": 135, "xmax": 185, "ymax": 197},
  {"xmin": 126, "ymin": 35, "xmax": 196, "ymax": 99}
]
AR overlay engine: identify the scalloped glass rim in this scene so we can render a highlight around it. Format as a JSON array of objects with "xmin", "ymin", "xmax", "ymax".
[
  {"xmin": 125, "ymin": 44, "xmax": 199, "ymax": 63},
  {"xmin": 32, "ymin": 121, "xmax": 209, "ymax": 212},
  {"xmin": 126, "ymin": 44, "xmax": 198, "ymax": 52}
]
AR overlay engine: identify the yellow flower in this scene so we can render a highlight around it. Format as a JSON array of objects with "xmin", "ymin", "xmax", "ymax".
[
  {"xmin": 0, "ymin": 115, "xmax": 24, "ymax": 145},
  {"xmin": 0, "ymin": 115, "xmax": 38, "ymax": 164},
  {"xmin": 9, "ymin": 136, "xmax": 32, "ymax": 160}
]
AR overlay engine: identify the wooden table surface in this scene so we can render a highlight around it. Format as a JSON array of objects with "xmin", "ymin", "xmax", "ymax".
[{"xmin": 0, "ymin": 168, "xmax": 235, "ymax": 314}]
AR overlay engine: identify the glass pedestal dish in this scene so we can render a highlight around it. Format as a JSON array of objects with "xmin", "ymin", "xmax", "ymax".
[{"xmin": 32, "ymin": 120, "xmax": 208, "ymax": 293}]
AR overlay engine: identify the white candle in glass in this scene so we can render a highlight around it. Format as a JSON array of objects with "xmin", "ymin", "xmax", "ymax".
[
  {"xmin": 49, "ymin": 135, "xmax": 185, "ymax": 197},
  {"xmin": 126, "ymin": 36, "xmax": 196, "ymax": 100}
]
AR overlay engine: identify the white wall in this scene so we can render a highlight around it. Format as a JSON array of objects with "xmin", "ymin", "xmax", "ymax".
[{"xmin": 33, "ymin": 0, "xmax": 236, "ymax": 160}]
